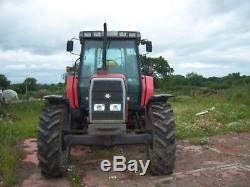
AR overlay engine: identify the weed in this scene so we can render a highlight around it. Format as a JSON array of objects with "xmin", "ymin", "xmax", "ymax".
[
  {"xmin": 67, "ymin": 165, "xmax": 86, "ymax": 187},
  {"xmin": 108, "ymin": 174, "xmax": 119, "ymax": 187},
  {"xmin": 189, "ymin": 137, "xmax": 209, "ymax": 145},
  {"xmin": 85, "ymin": 146, "xmax": 122, "ymax": 160},
  {"xmin": 155, "ymin": 182, "xmax": 162, "ymax": 187}
]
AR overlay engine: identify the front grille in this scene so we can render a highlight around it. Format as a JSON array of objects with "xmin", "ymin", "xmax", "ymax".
[{"xmin": 89, "ymin": 78, "xmax": 125, "ymax": 123}]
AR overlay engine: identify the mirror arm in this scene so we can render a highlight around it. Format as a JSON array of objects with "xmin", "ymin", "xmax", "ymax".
[
  {"xmin": 140, "ymin": 39, "xmax": 148, "ymax": 45},
  {"xmin": 71, "ymin": 37, "xmax": 80, "ymax": 41},
  {"xmin": 70, "ymin": 51, "xmax": 80, "ymax": 56}
]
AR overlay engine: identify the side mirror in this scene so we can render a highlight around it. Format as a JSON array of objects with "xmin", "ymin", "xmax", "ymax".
[
  {"xmin": 146, "ymin": 41, "xmax": 152, "ymax": 52},
  {"xmin": 66, "ymin": 40, "xmax": 74, "ymax": 52}
]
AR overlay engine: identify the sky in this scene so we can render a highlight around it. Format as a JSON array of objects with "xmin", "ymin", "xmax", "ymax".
[{"xmin": 0, "ymin": 0, "xmax": 249, "ymax": 83}]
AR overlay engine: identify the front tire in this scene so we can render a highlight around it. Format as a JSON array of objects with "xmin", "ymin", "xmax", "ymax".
[
  {"xmin": 37, "ymin": 105, "xmax": 69, "ymax": 177},
  {"xmin": 148, "ymin": 102, "xmax": 176, "ymax": 175}
]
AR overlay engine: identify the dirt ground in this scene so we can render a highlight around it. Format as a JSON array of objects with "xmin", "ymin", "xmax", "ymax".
[{"xmin": 19, "ymin": 132, "xmax": 250, "ymax": 187}]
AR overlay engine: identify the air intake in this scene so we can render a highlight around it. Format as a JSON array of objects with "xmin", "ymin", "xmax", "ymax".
[{"xmin": 89, "ymin": 77, "xmax": 126, "ymax": 123}]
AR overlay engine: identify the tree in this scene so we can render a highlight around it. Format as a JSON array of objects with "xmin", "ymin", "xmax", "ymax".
[
  {"xmin": 10, "ymin": 83, "xmax": 26, "ymax": 94},
  {"xmin": 186, "ymin": 72, "xmax": 205, "ymax": 86},
  {"xmin": 0, "ymin": 74, "xmax": 10, "ymax": 89},
  {"xmin": 141, "ymin": 56, "xmax": 174, "ymax": 79},
  {"xmin": 24, "ymin": 77, "xmax": 37, "ymax": 92},
  {"xmin": 226, "ymin": 72, "xmax": 241, "ymax": 80}
]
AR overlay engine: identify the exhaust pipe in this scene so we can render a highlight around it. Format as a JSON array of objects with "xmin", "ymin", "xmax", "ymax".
[{"xmin": 102, "ymin": 23, "xmax": 107, "ymax": 69}]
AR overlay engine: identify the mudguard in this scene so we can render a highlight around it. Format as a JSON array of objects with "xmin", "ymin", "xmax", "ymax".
[
  {"xmin": 66, "ymin": 75, "xmax": 79, "ymax": 109},
  {"xmin": 43, "ymin": 95, "xmax": 68, "ymax": 105},
  {"xmin": 147, "ymin": 94, "xmax": 174, "ymax": 104},
  {"xmin": 141, "ymin": 75, "xmax": 154, "ymax": 108},
  {"xmin": 44, "ymin": 95, "xmax": 83, "ymax": 125}
]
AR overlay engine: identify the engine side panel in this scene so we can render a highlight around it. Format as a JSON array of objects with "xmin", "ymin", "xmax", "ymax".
[{"xmin": 66, "ymin": 75, "xmax": 79, "ymax": 109}]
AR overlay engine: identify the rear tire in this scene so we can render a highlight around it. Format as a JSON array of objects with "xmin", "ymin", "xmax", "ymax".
[
  {"xmin": 148, "ymin": 102, "xmax": 176, "ymax": 175},
  {"xmin": 37, "ymin": 105, "xmax": 69, "ymax": 177}
]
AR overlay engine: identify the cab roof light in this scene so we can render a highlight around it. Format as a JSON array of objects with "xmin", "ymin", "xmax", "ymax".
[
  {"xmin": 93, "ymin": 31, "xmax": 102, "ymax": 37},
  {"xmin": 108, "ymin": 31, "xmax": 118, "ymax": 37},
  {"xmin": 79, "ymin": 31, "xmax": 141, "ymax": 38},
  {"xmin": 83, "ymin": 32, "xmax": 92, "ymax": 37},
  {"xmin": 128, "ymin": 32, "xmax": 136, "ymax": 37},
  {"xmin": 118, "ymin": 31, "xmax": 127, "ymax": 37}
]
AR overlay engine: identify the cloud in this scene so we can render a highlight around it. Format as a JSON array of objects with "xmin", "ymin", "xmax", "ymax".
[
  {"xmin": 0, "ymin": 0, "xmax": 249, "ymax": 83},
  {"xmin": 179, "ymin": 62, "xmax": 229, "ymax": 69},
  {"xmin": 0, "ymin": 49, "xmax": 72, "ymax": 83}
]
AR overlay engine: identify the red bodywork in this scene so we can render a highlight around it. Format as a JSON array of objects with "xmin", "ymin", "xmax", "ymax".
[
  {"xmin": 66, "ymin": 72, "xmax": 154, "ymax": 110},
  {"xmin": 140, "ymin": 75, "xmax": 154, "ymax": 108},
  {"xmin": 66, "ymin": 75, "xmax": 79, "ymax": 109}
]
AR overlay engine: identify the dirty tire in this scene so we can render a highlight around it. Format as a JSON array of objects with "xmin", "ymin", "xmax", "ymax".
[
  {"xmin": 149, "ymin": 102, "xmax": 176, "ymax": 175},
  {"xmin": 37, "ymin": 105, "xmax": 69, "ymax": 177}
]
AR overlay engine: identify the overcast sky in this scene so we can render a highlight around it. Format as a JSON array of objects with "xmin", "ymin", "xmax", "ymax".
[{"xmin": 0, "ymin": 0, "xmax": 249, "ymax": 83}]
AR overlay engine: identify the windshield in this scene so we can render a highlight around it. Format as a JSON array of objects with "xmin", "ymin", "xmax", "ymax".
[{"xmin": 80, "ymin": 40, "xmax": 139, "ymax": 81}]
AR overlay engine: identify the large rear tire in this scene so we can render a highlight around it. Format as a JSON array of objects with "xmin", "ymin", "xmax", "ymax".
[
  {"xmin": 148, "ymin": 102, "xmax": 176, "ymax": 175},
  {"xmin": 37, "ymin": 105, "xmax": 69, "ymax": 177}
]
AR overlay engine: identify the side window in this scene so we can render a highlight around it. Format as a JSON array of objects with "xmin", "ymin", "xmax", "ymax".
[
  {"xmin": 126, "ymin": 48, "xmax": 138, "ymax": 78},
  {"xmin": 126, "ymin": 48, "xmax": 136, "ymax": 56},
  {"xmin": 97, "ymin": 48, "xmax": 102, "ymax": 69},
  {"xmin": 83, "ymin": 48, "xmax": 95, "ymax": 77},
  {"xmin": 81, "ymin": 41, "xmax": 103, "ymax": 78}
]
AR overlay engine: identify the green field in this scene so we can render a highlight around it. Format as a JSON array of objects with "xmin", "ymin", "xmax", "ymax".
[
  {"xmin": 0, "ymin": 102, "xmax": 44, "ymax": 186},
  {"xmin": 171, "ymin": 87, "xmax": 250, "ymax": 139},
  {"xmin": 0, "ymin": 87, "xmax": 250, "ymax": 186}
]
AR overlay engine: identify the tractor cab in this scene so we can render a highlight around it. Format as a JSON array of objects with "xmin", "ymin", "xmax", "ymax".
[{"xmin": 66, "ymin": 25, "xmax": 152, "ymax": 111}]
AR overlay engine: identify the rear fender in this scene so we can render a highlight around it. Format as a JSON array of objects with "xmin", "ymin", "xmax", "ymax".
[
  {"xmin": 141, "ymin": 75, "xmax": 154, "ymax": 108},
  {"xmin": 66, "ymin": 75, "xmax": 79, "ymax": 109},
  {"xmin": 147, "ymin": 94, "xmax": 174, "ymax": 104},
  {"xmin": 43, "ymin": 95, "xmax": 68, "ymax": 105}
]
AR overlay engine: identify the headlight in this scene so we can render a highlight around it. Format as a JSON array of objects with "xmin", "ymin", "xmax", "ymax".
[
  {"xmin": 110, "ymin": 104, "xmax": 121, "ymax": 111},
  {"xmin": 94, "ymin": 104, "xmax": 105, "ymax": 111}
]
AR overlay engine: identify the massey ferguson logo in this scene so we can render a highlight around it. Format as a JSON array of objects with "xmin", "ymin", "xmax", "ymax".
[{"xmin": 104, "ymin": 93, "xmax": 111, "ymax": 99}]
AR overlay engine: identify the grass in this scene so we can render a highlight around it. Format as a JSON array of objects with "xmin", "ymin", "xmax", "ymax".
[
  {"xmin": 85, "ymin": 146, "xmax": 124, "ymax": 160},
  {"xmin": 0, "ymin": 101, "xmax": 44, "ymax": 186},
  {"xmin": 170, "ymin": 87, "xmax": 250, "ymax": 139}
]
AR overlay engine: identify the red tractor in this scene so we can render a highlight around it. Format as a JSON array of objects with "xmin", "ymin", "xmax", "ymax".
[{"xmin": 37, "ymin": 23, "xmax": 176, "ymax": 177}]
